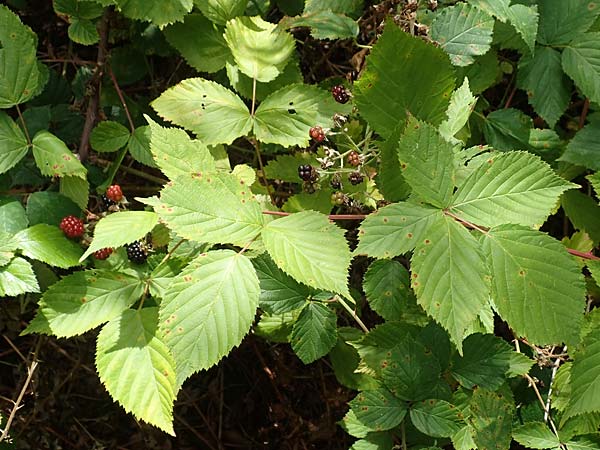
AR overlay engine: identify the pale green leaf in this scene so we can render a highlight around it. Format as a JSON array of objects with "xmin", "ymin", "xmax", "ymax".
[
  {"xmin": 59, "ymin": 175, "xmax": 89, "ymax": 211},
  {"xmin": 410, "ymin": 214, "xmax": 489, "ymax": 350},
  {"xmin": 537, "ymin": 0, "xmax": 600, "ymax": 45},
  {"xmin": 467, "ymin": 0, "xmax": 510, "ymax": 20},
  {"xmin": 350, "ymin": 389, "xmax": 407, "ymax": 432},
  {"xmin": 356, "ymin": 203, "xmax": 441, "ymax": 259},
  {"xmin": 363, "ymin": 259, "xmax": 413, "ymax": 321},
  {"xmin": 513, "ymin": 422, "xmax": 560, "ymax": 449},
  {"xmin": 151, "ymin": 78, "xmax": 252, "ymax": 145},
  {"xmin": 160, "ymin": 250, "xmax": 259, "ymax": 386},
  {"xmin": 410, "ymin": 399, "xmax": 463, "ymax": 438},
  {"xmin": 15, "ymin": 224, "xmax": 83, "ymax": 268},
  {"xmin": 113, "ymin": 0, "xmax": 193, "ymax": 27},
  {"xmin": 194, "ymin": 0, "xmax": 246, "ymax": 25},
  {"xmin": 340, "ymin": 409, "xmax": 376, "ymax": 439},
  {"xmin": 34, "ymin": 270, "xmax": 143, "ymax": 337},
  {"xmin": 68, "ymin": 18, "xmax": 99, "ymax": 45},
  {"xmin": 0, "ymin": 197, "xmax": 28, "ymax": 234},
  {"xmin": 96, "ymin": 307, "xmax": 177, "ymax": 435},
  {"xmin": 81, "ymin": 211, "xmax": 159, "ymax": 261},
  {"xmin": 397, "ymin": 117, "xmax": 456, "ymax": 208},
  {"xmin": 0, "ymin": 257, "xmax": 39, "ymax": 297},
  {"xmin": 254, "ymin": 311, "xmax": 297, "ymax": 343},
  {"xmin": 127, "ymin": 126, "xmax": 155, "ymax": 168},
  {"xmin": 431, "ymin": 3, "xmax": 494, "ymax": 66},
  {"xmin": 146, "ymin": 116, "xmax": 216, "ymax": 180},
  {"xmin": 350, "ymin": 433, "xmax": 394, "ymax": 450},
  {"xmin": 559, "ymin": 121, "xmax": 600, "ymax": 170},
  {"xmin": 0, "ymin": 5, "xmax": 44, "ymax": 108},
  {"xmin": 562, "ymin": 32, "xmax": 600, "ymax": 105},
  {"xmin": 481, "ymin": 225, "xmax": 586, "ymax": 346},
  {"xmin": 261, "ymin": 210, "xmax": 352, "ymax": 298},
  {"xmin": 290, "ymin": 302, "xmax": 337, "ymax": 364},
  {"xmin": 31, "ymin": 131, "xmax": 87, "ymax": 178},
  {"xmin": 439, "ymin": 78, "xmax": 477, "ymax": 143},
  {"xmin": 90, "ymin": 120, "xmax": 130, "ymax": 152},
  {"xmin": 0, "ymin": 230, "xmax": 17, "ymax": 267},
  {"xmin": 452, "ymin": 425, "xmax": 477, "ymax": 450},
  {"xmin": 163, "ymin": 14, "xmax": 230, "ymax": 73},
  {"xmin": 354, "ymin": 22, "xmax": 455, "ymax": 138},
  {"xmin": 223, "ymin": 16, "xmax": 295, "ymax": 82},
  {"xmin": 0, "ymin": 111, "xmax": 29, "ymax": 174},
  {"xmin": 468, "ymin": 389, "xmax": 514, "ymax": 450},
  {"xmin": 565, "ymin": 328, "xmax": 600, "ymax": 418},
  {"xmin": 281, "ymin": 10, "xmax": 359, "ymax": 40},
  {"xmin": 451, "ymin": 151, "xmax": 576, "ymax": 228},
  {"xmin": 155, "ymin": 172, "xmax": 264, "ymax": 246}
]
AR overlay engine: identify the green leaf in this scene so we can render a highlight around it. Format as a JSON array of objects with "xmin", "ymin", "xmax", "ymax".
[
  {"xmin": 127, "ymin": 125, "xmax": 155, "ymax": 168},
  {"xmin": 513, "ymin": 422, "xmax": 560, "ymax": 449},
  {"xmin": 431, "ymin": 3, "xmax": 494, "ymax": 66},
  {"xmin": 0, "ymin": 4, "xmax": 44, "ymax": 108},
  {"xmin": 194, "ymin": 0, "xmax": 246, "ymax": 25},
  {"xmin": 481, "ymin": 225, "xmax": 586, "ymax": 346},
  {"xmin": 281, "ymin": 10, "xmax": 358, "ymax": 40},
  {"xmin": 155, "ymin": 172, "xmax": 264, "ymax": 246},
  {"xmin": 451, "ymin": 151, "xmax": 576, "ymax": 228},
  {"xmin": 410, "ymin": 399, "xmax": 463, "ymax": 438},
  {"xmin": 163, "ymin": 13, "xmax": 230, "ymax": 73},
  {"xmin": 356, "ymin": 203, "xmax": 441, "ymax": 259},
  {"xmin": 559, "ymin": 122, "xmax": 600, "ymax": 170},
  {"xmin": 468, "ymin": 389, "xmax": 514, "ymax": 450},
  {"xmin": 31, "ymin": 131, "xmax": 87, "ymax": 178},
  {"xmin": 340, "ymin": 409, "xmax": 376, "ymax": 439},
  {"xmin": 254, "ymin": 310, "xmax": 298, "ymax": 343},
  {"xmin": 517, "ymin": 46, "xmax": 571, "ymax": 127},
  {"xmin": 0, "ymin": 257, "xmax": 39, "ymax": 297},
  {"xmin": 562, "ymin": 32, "xmax": 600, "ymax": 105},
  {"xmin": 350, "ymin": 433, "xmax": 394, "ymax": 450},
  {"xmin": 453, "ymin": 425, "xmax": 477, "ymax": 450},
  {"xmin": 0, "ymin": 111, "xmax": 29, "ymax": 174},
  {"xmin": 90, "ymin": 120, "xmax": 130, "ymax": 152},
  {"xmin": 151, "ymin": 78, "xmax": 252, "ymax": 145},
  {"xmin": 439, "ymin": 78, "xmax": 477, "ymax": 143},
  {"xmin": 375, "ymin": 125, "xmax": 411, "ymax": 202},
  {"xmin": 567, "ymin": 434, "xmax": 600, "ymax": 450},
  {"xmin": 223, "ymin": 16, "xmax": 295, "ymax": 83},
  {"xmin": 410, "ymin": 214, "xmax": 489, "ymax": 350},
  {"xmin": 160, "ymin": 250, "xmax": 259, "ymax": 386},
  {"xmin": 562, "ymin": 190, "xmax": 600, "ymax": 245},
  {"xmin": 263, "ymin": 153, "xmax": 319, "ymax": 183},
  {"xmin": 59, "ymin": 175, "xmax": 89, "ymax": 211},
  {"xmin": 34, "ymin": 270, "xmax": 143, "ymax": 337},
  {"xmin": 96, "ymin": 307, "xmax": 177, "ymax": 435},
  {"xmin": 0, "ymin": 231, "xmax": 17, "ymax": 267},
  {"xmin": 565, "ymin": 328, "xmax": 600, "ymax": 418},
  {"xmin": 482, "ymin": 108, "xmax": 532, "ymax": 151},
  {"xmin": 505, "ymin": 4, "xmax": 539, "ymax": 54},
  {"xmin": 397, "ymin": 117, "xmax": 456, "ymax": 208},
  {"xmin": 290, "ymin": 302, "xmax": 338, "ymax": 364},
  {"xmin": 261, "ymin": 210, "xmax": 352, "ymax": 298},
  {"xmin": 26, "ymin": 191, "xmax": 80, "ymax": 227},
  {"xmin": 113, "ymin": 0, "xmax": 193, "ymax": 27},
  {"xmin": 363, "ymin": 259, "xmax": 413, "ymax": 321},
  {"xmin": 146, "ymin": 116, "xmax": 216, "ymax": 180},
  {"xmin": 354, "ymin": 22, "xmax": 456, "ymax": 138},
  {"xmin": 81, "ymin": 211, "xmax": 159, "ymax": 261},
  {"xmin": 0, "ymin": 197, "xmax": 28, "ymax": 234},
  {"xmin": 537, "ymin": 0, "xmax": 600, "ymax": 45},
  {"xmin": 253, "ymin": 252, "xmax": 312, "ymax": 314},
  {"xmin": 68, "ymin": 18, "xmax": 99, "ymax": 45},
  {"xmin": 15, "ymin": 224, "xmax": 83, "ymax": 268},
  {"xmin": 350, "ymin": 388, "xmax": 407, "ymax": 432}
]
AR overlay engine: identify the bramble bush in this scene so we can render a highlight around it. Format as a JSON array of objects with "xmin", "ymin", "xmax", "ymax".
[{"xmin": 2, "ymin": 0, "xmax": 600, "ymax": 448}]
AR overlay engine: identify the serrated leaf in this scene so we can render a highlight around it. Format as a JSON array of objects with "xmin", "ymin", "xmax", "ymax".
[
  {"xmin": 26, "ymin": 191, "xmax": 80, "ymax": 227},
  {"xmin": 263, "ymin": 153, "xmax": 319, "ymax": 182},
  {"xmin": 90, "ymin": 120, "xmax": 130, "ymax": 152},
  {"xmin": 31, "ymin": 131, "xmax": 87, "ymax": 178},
  {"xmin": 537, "ymin": 0, "xmax": 600, "ymax": 45},
  {"xmin": 96, "ymin": 307, "xmax": 177, "ymax": 435},
  {"xmin": 59, "ymin": 175, "xmax": 89, "ymax": 211},
  {"xmin": 513, "ymin": 422, "xmax": 560, "ymax": 449},
  {"xmin": 356, "ymin": 203, "xmax": 441, "ymax": 259},
  {"xmin": 562, "ymin": 190, "xmax": 600, "ymax": 245},
  {"xmin": 481, "ymin": 225, "xmax": 586, "ymax": 346},
  {"xmin": 517, "ymin": 46, "xmax": 571, "ymax": 128},
  {"xmin": 468, "ymin": 389, "xmax": 514, "ymax": 450},
  {"xmin": 431, "ymin": 3, "xmax": 494, "ymax": 66},
  {"xmin": 565, "ymin": 328, "xmax": 600, "ymax": 419},
  {"xmin": 281, "ymin": 10, "xmax": 358, "ymax": 40},
  {"xmin": 151, "ymin": 78, "xmax": 252, "ymax": 145},
  {"xmin": 0, "ymin": 231, "xmax": 17, "ymax": 267},
  {"xmin": 455, "ymin": 50, "xmax": 501, "ymax": 94},
  {"xmin": 375, "ymin": 125, "xmax": 411, "ymax": 202},
  {"xmin": 163, "ymin": 13, "xmax": 230, "ymax": 73},
  {"xmin": 68, "ymin": 18, "xmax": 99, "ymax": 45},
  {"xmin": 559, "ymin": 121, "xmax": 600, "ymax": 170},
  {"xmin": 451, "ymin": 151, "xmax": 576, "ymax": 228},
  {"xmin": 81, "ymin": 211, "xmax": 159, "ymax": 261},
  {"xmin": 340, "ymin": 409, "xmax": 376, "ymax": 439},
  {"xmin": 54, "ymin": 0, "xmax": 104, "ymax": 18},
  {"xmin": 0, "ymin": 257, "xmax": 39, "ymax": 297},
  {"xmin": 261, "ymin": 210, "xmax": 352, "ymax": 298},
  {"xmin": 452, "ymin": 425, "xmax": 477, "ymax": 450},
  {"xmin": 562, "ymin": 32, "xmax": 600, "ymax": 105},
  {"xmin": 15, "ymin": 224, "xmax": 83, "ymax": 268},
  {"xmin": 567, "ymin": 434, "xmax": 600, "ymax": 450},
  {"xmin": 410, "ymin": 399, "xmax": 463, "ymax": 438},
  {"xmin": 194, "ymin": 0, "xmax": 246, "ymax": 25},
  {"xmin": 155, "ymin": 172, "xmax": 264, "ymax": 246},
  {"xmin": 350, "ymin": 389, "xmax": 407, "ymax": 432},
  {"xmin": 0, "ymin": 197, "xmax": 28, "ymax": 234},
  {"xmin": 410, "ymin": 214, "xmax": 489, "ymax": 350},
  {"xmin": 0, "ymin": 5, "xmax": 44, "ymax": 108},
  {"xmin": 350, "ymin": 433, "xmax": 394, "ymax": 450},
  {"xmin": 253, "ymin": 252, "xmax": 312, "ymax": 314},
  {"xmin": 113, "ymin": 0, "xmax": 193, "ymax": 27},
  {"xmin": 363, "ymin": 259, "xmax": 413, "ymax": 321},
  {"xmin": 146, "ymin": 116, "xmax": 216, "ymax": 180},
  {"xmin": 397, "ymin": 117, "xmax": 456, "ymax": 208},
  {"xmin": 290, "ymin": 302, "xmax": 337, "ymax": 364},
  {"xmin": 34, "ymin": 270, "xmax": 143, "ymax": 337},
  {"xmin": 254, "ymin": 310, "xmax": 298, "ymax": 343},
  {"xmin": 505, "ymin": 4, "xmax": 539, "ymax": 54},
  {"xmin": 160, "ymin": 250, "xmax": 259, "ymax": 386},
  {"xmin": 482, "ymin": 108, "xmax": 532, "ymax": 151},
  {"xmin": 354, "ymin": 22, "xmax": 455, "ymax": 138},
  {"xmin": 0, "ymin": 111, "xmax": 29, "ymax": 174},
  {"xmin": 127, "ymin": 125, "xmax": 155, "ymax": 168},
  {"xmin": 439, "ymin": 78, "xmax": 477, "ymax": 143}
]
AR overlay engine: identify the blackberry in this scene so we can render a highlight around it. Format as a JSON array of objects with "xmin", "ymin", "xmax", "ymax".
[
  {"xmin": 348, "ymin": 171, "xmax": 364, "ymax": 185},
  {"xmin": 125, "ymin": 241, "xmax": 147, "ymax": 264},
  {"xmin": 106, "ymin": 184, "xmax": 123, "ymax": 202},
  {"xmin": 309, "ymin": 126, "xmax": 326, "ymax": 143},
  {"xmin": 347, "ymin": 151, "xmax": 361, "ymax": 167},
  {"xmin": 298, "ymin": 164, "xmax": 318, "ymax": 182},
  {"xmin": 331, "ymin": 85, "xmax": 350, "ymax": 104},
  {"xmin": 94, "ymin": 248, "xmax": 113, "ymax": 260},
  {"xmin": 60, "ymin": 215, "xmax": 85, "ymax": 238},
  {"xmin": 101, "ymin": 194, "xmax": 116, "ymax": 209},
  {"xmin": 330, "ymin": 174, "xmax": 342, "ymax": 190},
  {"xmin": 331, "ymin": 192, "xmax": 346, "ymax": 205}
]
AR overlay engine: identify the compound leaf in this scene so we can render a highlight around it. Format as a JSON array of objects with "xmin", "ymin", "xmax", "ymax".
[{"xmin": 290, "ymin": 302, "xmax": 337, "ymax": 364}]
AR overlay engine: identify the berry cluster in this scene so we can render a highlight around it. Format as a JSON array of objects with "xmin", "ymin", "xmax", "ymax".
[
  {"xmin": 93, "ymin": 248, "xmax": 113, "ymax": 260},
  {"xmin": 125, "ymin": 241, "xmax": 148, "ymax": 264},
  {"xmin": 331, "ymin": 191, "xmax": 346, "ymax": 206},
  {"xmin": 331, "ymin": 85, "xmax": 350, "ymax": 104},
  {"xmin": 298, "ymin": 165, "xmax": 318, "ymax": 182},
  {"xmin": 309, "ymin": 126, "xmax": 326, "ymax": 143},
  {"xmin": 60, "ymin": 215, "xmax": 85, "ymax": 238},
  {"xmin": 347, "ymin": 151, "xmax": 361, "ymax": 167},
  {"xmin": 106, "ymin": 184, "xmax": 123, "ymax": 202},
  {"xmin": 348, "ymin": 172, "xmax": 364, "ymax": 185}
]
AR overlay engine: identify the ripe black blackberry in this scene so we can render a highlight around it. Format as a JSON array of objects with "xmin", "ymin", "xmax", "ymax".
[
  {"xmin": 331, "ymin": 85, "xmax": 350, "ymax": 104},
  {"xmin": 125, "ymin": 241, "xmax": 147, "ymax": 264},
  {"xmin": 298, "ymin": 164, "xmax": 318, "ymax": 182},
  {"xmin": 348, "ymin": 171, "xmax": 364, "ymax": 185},
  {"xmin": 101, "ymin": 194, "xmax": 116, "ymax": 210}
]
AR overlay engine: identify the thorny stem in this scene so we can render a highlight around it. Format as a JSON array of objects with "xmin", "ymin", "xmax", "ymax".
[{"xmin": 335, "ymin": 296, "xmax": 367, "ymax": 332}]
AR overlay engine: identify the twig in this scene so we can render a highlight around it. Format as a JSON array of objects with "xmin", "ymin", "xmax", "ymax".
[
  {"xmin": 335, "ymin": 296, "xmax": 368, "ymax": 332},
  {"xmin": 567, "ymin": 248, "xmax": 600, "ymax": 261},
  {"xmin": 108, "ymin": 67, "xmax": 135, "ymax": 132},
  {"xmin": 15, "ymin": 105, "xmax": 31, "ymax": 145},
  {"xmin": 94, "ymin": 157, "xmax": 168, "ymax": 185},
  {"xmin": 545, "ymin": 346, "xmax": 566, "ymax": 422},
  {"xmin": 444, "ymin": 210, "xmax": 489, "ymax": 234},
  {"xmin": 0, "ymin": 360, "xmax": 38, "ymax": 442},
  {"xmin": 579, "ymin": 98, "xmax": 590, "ymax": 129},
  {"xmin": 252, "ymin": 140, "xmax": 276, "ymax": 205}
]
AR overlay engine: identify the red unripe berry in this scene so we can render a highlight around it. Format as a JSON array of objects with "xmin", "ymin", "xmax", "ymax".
[
  {"xmin": 309, "ymin": 126, "xmax": 326, "ymax": 143},
  {"xmin": 106, "ymin": 184, "xmax": 123, "ymax": 202},
  {"xmin": 93, "ymin": 248, "xmax": 113, "ymax": 260},
  {"xmin": 60, "ymin": 215, "xmax": 85, "ymax": 238}
]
